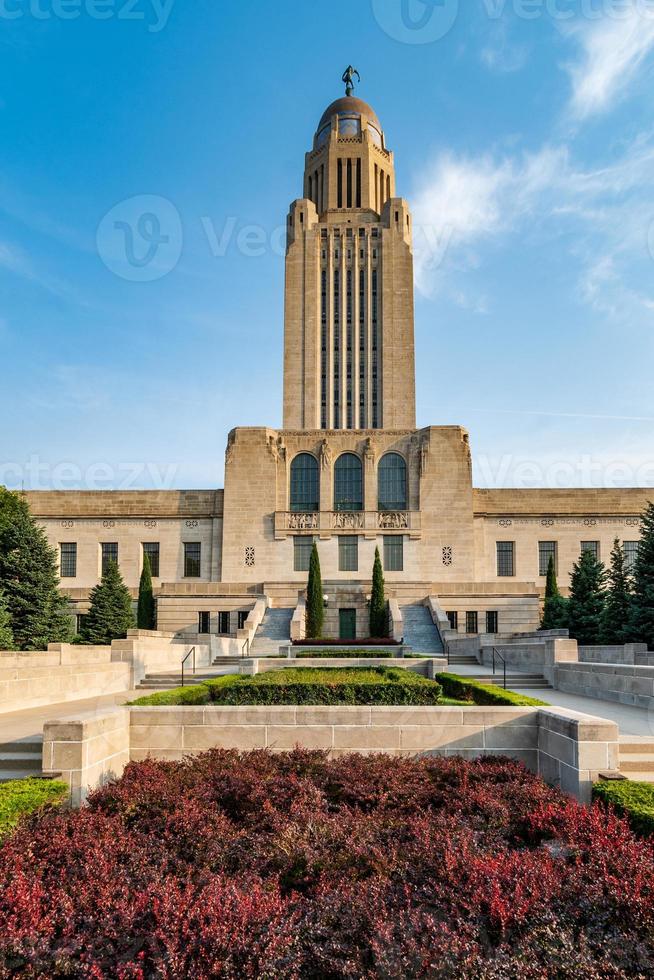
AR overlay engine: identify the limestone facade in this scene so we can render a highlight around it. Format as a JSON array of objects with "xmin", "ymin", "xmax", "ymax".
[{"xmin": 19, "ymin": 84, "xmax": 653, "ymax": 639}]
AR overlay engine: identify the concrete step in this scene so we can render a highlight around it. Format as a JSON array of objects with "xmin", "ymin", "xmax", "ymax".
[
  {"xmin": 0, "ymin": 754, "xmax": 43, "ymax": 772},
  {"xmin": 0, "ymin": 769, "xmax": 47, "ymax": 783},
  {"xmin": 622, "ymin": 772, "xmax": 654, "ymax": 783}
]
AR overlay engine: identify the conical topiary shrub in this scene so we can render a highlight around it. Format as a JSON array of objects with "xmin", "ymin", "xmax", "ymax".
[
  {"xmin": 305, "ymin": 542, "xmax": 324, "ymax": 639},
  {"xmin": 369, "ymin": 547, "xmax": 387, "ymax": 638}
]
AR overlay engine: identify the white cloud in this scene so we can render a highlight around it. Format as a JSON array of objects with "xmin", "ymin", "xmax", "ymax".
[
  {"xmin": 410, "ymin": 136, "xmax": 654, "ymax": 318},
  {"xmin": 566, "ymin": 3, "xmax": 654, "ymax": 119}
]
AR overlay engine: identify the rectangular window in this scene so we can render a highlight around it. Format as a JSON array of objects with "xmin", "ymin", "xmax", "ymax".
[
  {"xmin": 294, "ymin": 536, "xmax": 314, "ymax": 572},
  {"xmin": 198, "ymin": 611, "xmax": 210, "ymax": 634},
  {"xmin": 60, "ymin": 542, "xmax": 77, "ymax": 578},
  {"xmin": 142, "ymin": 542, "xmax": 160, "ymax": 578},
  {"xmin": 333, "ymin": 268, "xmax": 340, "ymax": 428},
  {"xmin": 581, "ymin": 540, "xmax": 599, "ymax": 560},
  {"xmin": 538, "ymin": 541, "xmax": 557, "ymax": 577},
  {"xmin": 466, "ymin": 611, "xmax": 478, "ymax": 634},
  {"xmin": 496, "ymin": 541, "xmax": 514, "ymax": 577},
  {"xmin": 101, "ymin": 542, "xmax": 118, "ymax": 575},
  {"xmin": 339, "ymin": 536, "xmax": 358, "ymax": 572},
  {"xmin": 486, "ymin": 611, "xmax": 498, "ymax": 634},
  {"xmin": 624, "ymin": 540, "xmax": 639, "ymax": 573},
  {"xmin": 218, "ymin": 611, "xmax": 230, "ymax": 635},
  {"xmin": 238, "ymin": 611, "xmax": 249, "ymax": 630},
  {"xmin": 447, "ymin": 611, "xmax": 458, "ymax": 631},
  {"xmin": 184, "ymin": 542, "xmax": 201, "ymax": 578},
  {"xmin": 383, "ymin": 535, "xmax": 403, "ymax": 572}
]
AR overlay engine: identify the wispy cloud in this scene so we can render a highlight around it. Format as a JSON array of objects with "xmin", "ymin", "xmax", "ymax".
[
  {"xmin": 565, "ymin": 2, "xmax": 654, "ymax": 119},
  {"xmin": 411, "ymin": 136, "xmax": 654, "ymax": 319},
  {"xmin": 0, "ymin": 237, "xmax": 91, "ymax": 306}
]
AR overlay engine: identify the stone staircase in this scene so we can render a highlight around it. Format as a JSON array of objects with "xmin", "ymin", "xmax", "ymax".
[
  {"xmin": 250, "ymin": 608, "xmax": 293, "ymax": 657},
  {"xmin": 0, "ymin": 736, "xmax": 43, "ymax": 782},
  {"xmin": 463, "ymin": 672, "xmax": 552, "ymax": 691},
  {"xmin": 400, "ymin": 604, "xmax": 444, "ymax": 655},
  {"xmin": 619, "ymin": 737, "xmax": 654, "ymax": 782}
]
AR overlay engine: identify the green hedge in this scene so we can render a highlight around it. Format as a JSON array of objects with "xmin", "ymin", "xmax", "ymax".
[
  {"xmin": 131, "ymin": 667, "xmax": 443, "ymax": 707},
  {"xmin": 593, "ymin": 780, "xmax": 654, "ymax": 837},
  {"xmin": 0, "ymin": 777, "xmax": 68, "ymax": 840},
  {"xmin": 291, "ymin": 650, "xmax": 398, "ymax": 659},
  {"xmin": 438, "ymin": 673, "xmax": 548, "ymax": 707}
]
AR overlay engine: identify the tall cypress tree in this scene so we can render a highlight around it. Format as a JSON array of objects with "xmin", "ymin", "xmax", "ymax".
[
  {"xmin": 631, "ymin": 502, "xmax": 654, "ymax": 649},
  {"xmin": 81, "ymin": 560, "xmax": 135, "ymax": 645},
  {"xmin": 137, "ymin": 553, "xmax": 156, "ymax": 630},
  {"xmin": 0, "ymin": 487, "xmax": 73, "ymax": 650},
  {"xmin": 568, "ymin": 548, "xmax": 607, "ymax": 646},
  {"xmin": 600, "ymin": 538, "xmax": 633, "ymax": 645},
  {"xmin": 369, "ymin": 546, "xmax": 387, "ymax": 637},
  {"xmin": 540, "ymin": 556, "xmax": 569, "ymax": 631},
  {"xmin": 305, "ymin": 542, "xmax": 324, "ymax": 639},
  {"xmin": 0, "ymin": 588, "xmax": 14, "ymax": 650}
]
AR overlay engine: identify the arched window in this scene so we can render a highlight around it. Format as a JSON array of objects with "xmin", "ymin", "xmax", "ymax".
[
  {"xmin": 334, "ymin": 453, "xmax": 363, "ymax": 512},
  {"xmin": 378, "ymin": 453, "xmax": 407, "ymax": 511},
  {"xmin": 290, "ymin": 453, "xmax": 319, "ymax": 512}
]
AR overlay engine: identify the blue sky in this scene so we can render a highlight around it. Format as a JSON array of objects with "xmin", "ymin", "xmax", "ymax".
[{"xmin": 1, "ymin": 0, "xmax": 654, "ymax": 491}]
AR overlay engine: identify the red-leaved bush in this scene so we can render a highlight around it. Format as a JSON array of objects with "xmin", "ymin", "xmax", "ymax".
[{"xmin": 0, "ymin": 750, "xmax": 653, "ymax": 978}]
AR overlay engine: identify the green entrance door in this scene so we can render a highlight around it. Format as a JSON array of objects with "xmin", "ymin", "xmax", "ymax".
[{"xmin": 339, "ymin": 608, "xmax": 357, "ymax": 640}]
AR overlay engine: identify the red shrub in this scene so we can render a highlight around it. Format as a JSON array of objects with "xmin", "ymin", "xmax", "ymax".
[{"xmin": 0, "ymin": 750, "xmax": 652, "ymax": 978}]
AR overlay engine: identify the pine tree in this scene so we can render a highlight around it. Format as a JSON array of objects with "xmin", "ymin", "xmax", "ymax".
[
  {"xmin": 600, "ymin": 538, "xmax": 633, "ymax": 644},
  {"xmin": 0, "ymin": 487, "xmax": 73, "ymax": 650},
  {"xmin": 137, "ymin": 553, "xmax": 156, "ymax": 630},
  {"xmin": 540, "ymin": 556, "xmax": 569, "ymax": 631},
  {"xmin": 568, "ymin": 548, "xmax": 607, "ymax": 646},
  {"xmin": 81, "ymin": 560, "xmax": 135, "ymax": 645},
  {"xmin": 305, "ymin": 542, "xmax": 324, "ymax": 639},
  {"xmin": 369, "ymin": 546, "xmax": 387, "ymax": 637},
  {"xmin": 0, "ymin": 588, "xmax": 14, "ymax": 650},
  {"xmin": 631, "ymin": 501, "xmax": 654, "ymax": 649}
]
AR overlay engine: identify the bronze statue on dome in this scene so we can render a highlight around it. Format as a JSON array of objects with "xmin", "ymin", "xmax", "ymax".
[{"xmin": 342, "ymin": 65, "xmax": 360, "ymax": 97}]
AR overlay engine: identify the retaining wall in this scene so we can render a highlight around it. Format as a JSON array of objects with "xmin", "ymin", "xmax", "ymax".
[
  {"xmin": 43, "ymin": 703, "xmax": 619, "ymax": 805},
  {"xmin": 554, "ymin": 662, "xmax": 654, "ymax": 709}
]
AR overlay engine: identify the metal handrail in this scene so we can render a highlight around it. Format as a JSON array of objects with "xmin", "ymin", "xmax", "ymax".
[
  {"xmin": 241, "ymin": 637, "xmax": 250, "ymax": 659},
  {"xmin": 181, "ymin": 646, "xmax": 196, "ymax": 688},
  {"xmin": 491, "ymin": 646, "xmax": 507, "ymax": 689}
]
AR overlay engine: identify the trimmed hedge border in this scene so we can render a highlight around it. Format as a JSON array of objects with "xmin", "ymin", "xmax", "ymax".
[
  {"xmin": 0, "ymin": 777, "xmax": 68, "ymax": 840},
  {"xmin": 593, "ymin": 780, "xmax": 654, "ymax": 837},
  {"xmin": 438, "ymin": 673, "xmax": 549, "ymax": 707},
  {"xmin": 286, "ymin": 650, "xmax": 398, "ymax": 659},
  {"xmin": 131, "ymin": 666, "xmax": 444, "ymax": 707}
]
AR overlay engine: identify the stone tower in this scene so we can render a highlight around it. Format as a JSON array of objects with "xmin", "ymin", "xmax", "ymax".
[{"xmin": 283, "ymin": 86, "xmax": 416, "ymax": 432}]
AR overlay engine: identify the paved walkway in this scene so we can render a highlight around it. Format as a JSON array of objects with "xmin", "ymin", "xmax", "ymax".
[{"xmin": 0, "ymin": 690, "xmax": 148, "ymax": 743}]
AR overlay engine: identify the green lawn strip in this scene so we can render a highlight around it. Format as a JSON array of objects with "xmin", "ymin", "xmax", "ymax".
[
  {"xmin": 129, "ymin": 684, "xmax": 211, "ymax": 706},
  {"xmin": 593, "ymin": 780, "xmax": 654, "ymax": 837},
  {"xmin": 438, "ymin": 673, "xmax": 549, "ymax": 707},
  {"xmin": 0, "ymin": 778, "xmax": 68, "ymax": 840}
]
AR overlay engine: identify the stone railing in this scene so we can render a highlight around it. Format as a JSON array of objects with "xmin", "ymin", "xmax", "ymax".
[{"xmin": 275, "ymin": 511, "xmax": 421, "ymax": 538}]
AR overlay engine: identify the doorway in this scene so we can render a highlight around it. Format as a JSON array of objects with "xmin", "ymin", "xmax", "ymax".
[{"xmin": 339, "ymin": 608, "xmax": 357, "ymax": 640}]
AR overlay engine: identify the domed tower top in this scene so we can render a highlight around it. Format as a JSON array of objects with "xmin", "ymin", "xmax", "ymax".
[{"xmin": 303, "ymin": 69, "xmax": 395, "ymax": 214}]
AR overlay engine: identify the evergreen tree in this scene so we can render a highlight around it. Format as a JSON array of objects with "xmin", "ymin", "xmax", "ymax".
[
  {"xmin": 369, "ymin": 546, "xmax": 387, "ymax": 637},
  {"xmin": 0, "ymin": 588, "xmax": 14, "ymax": 650},
  {"xmin": 567, "ymin": 548, "xmax": 607, "ymax": 646},
  {"xmin": 81, "ymin": 560, "xmax": 135, "ymax": 645},
  {"xmin": 600, "ymin": 538, "xmax": 633, "ymax": 644},
  {"xmin": 540, "ymin": 556, "xmax": 569, "ymax": 631},
  {"xmin": 0, "ymin": 487, "xmax": 73, "ymax": 650},
  {"xmin": 305, "ymin": 542, "xmax": 324, "ymax": 639},
  {"xmin": 631, "ymin": 501, "xmax": 654, "ymax": 649},
  {"xmin": 137, "ymin": 553, "xmax": 156, "ymax": 630}
]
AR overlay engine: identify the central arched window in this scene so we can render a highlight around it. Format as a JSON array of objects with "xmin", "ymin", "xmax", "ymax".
[
  {"xmin": 334, "ymin": 453, "xmax": 363, "ymax": 511},
  {"xmin": 290, "ymin": 453, "xmax": 319, "ymax": 512},
  {"xmin": 378, "ymin": 453, "xmax": 407, "ymax": 511}
]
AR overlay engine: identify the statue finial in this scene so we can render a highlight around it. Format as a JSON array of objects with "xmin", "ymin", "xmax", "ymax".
[{"xmin": 342, "ymin": 65, "xmax": 360, "ymax": 97}]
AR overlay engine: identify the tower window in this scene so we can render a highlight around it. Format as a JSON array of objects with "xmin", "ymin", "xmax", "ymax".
[
  {"xmin": 334, "ymin": 453, "xmax": 363, "ymax": 511},
  {"xmin": 333, "ymin": 268, "xmax": 341, "ymax": 428},
  {"xmin": 290, "ymin": 453, "xmax": 319, "ymax": 512},
  {"xmin": 337, "ymin": 158, "xmax": 343, "ymax": 209},
  {"xmin": 378, "ymin": 453, "xmax": 407, "ymax": 511}
]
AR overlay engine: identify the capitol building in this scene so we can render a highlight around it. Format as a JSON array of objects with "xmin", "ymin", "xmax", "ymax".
[{"xmin": 26, "ymin": 84, "xmax": 650, "ymax": 642}]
